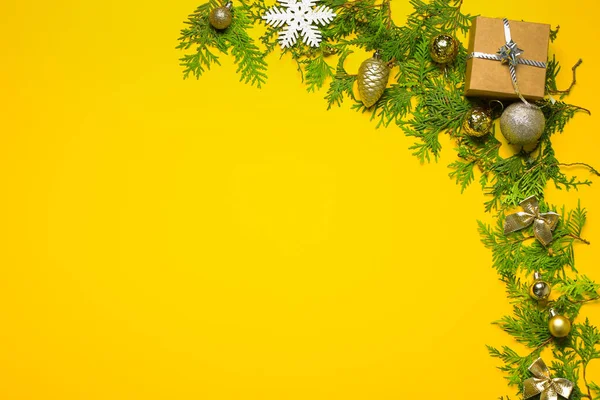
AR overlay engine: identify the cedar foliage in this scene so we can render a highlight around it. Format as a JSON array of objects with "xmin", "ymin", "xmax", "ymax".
[{"xmin": 178, "ymin": 0, "xmax": 599, "ymax": 396}]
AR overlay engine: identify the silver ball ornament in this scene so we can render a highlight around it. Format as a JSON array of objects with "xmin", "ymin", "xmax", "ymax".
[
  {"xmin": 529, "ymin": 272, "xmax": 551, "ymax": 301},
  {"xmin": 499, "ymin": 102, "xmax": 545, "ymax": 146},
  {"xmin": 530, "ymin": 281, "xmax": 551, "ymax": 301}
]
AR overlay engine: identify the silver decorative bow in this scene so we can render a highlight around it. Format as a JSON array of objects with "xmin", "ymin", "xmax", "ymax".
[
  {"xmin": 467, "ymin": 18, "xmax": 546, "ymax": 104},
  {"xmin": 504, "ymin": 196, "xmax": 559, "ymax": 246},
  {"xmin": 524, "ymin": 358, "xmax": 574, "ymax": 400}
]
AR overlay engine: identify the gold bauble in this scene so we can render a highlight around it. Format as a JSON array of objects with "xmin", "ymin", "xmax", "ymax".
[
  {"xmin": 463, "ymin": 107, "xmax": 493, "ymax": 137},
  {"xmin": 357, "ymin": 52, "xmax": 390, "ymax": 108},
  {"xmin": 499, "ymin": 102, "xmax": 546, "ymax": 146},
  {"xmin": 549, "ymin": 313, "xmax": 571, "ymax": 338},
  {"xmin": 209, "ymin": 3, "xmax": 233, "ymax": 30},
  {"xmin": 429, "ymin": 34, "xmax": 458, "ymax": 64}
]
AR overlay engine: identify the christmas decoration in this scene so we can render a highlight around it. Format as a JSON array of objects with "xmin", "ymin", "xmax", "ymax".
[
  {"xmin": 523, "ymin": 358, "xmax": 574, "ymax": 400},
  {"xmin": 548, "ymin": 309, "xmax": 572, "ymax": 338},
  {"xmin": 462, "ymin": 106, "xmax": 492, "ymax": 137},
  {"xmin": 465, "ymin": 17, "xmax": 549, "ymax": 100},
  {"xmin": 499, "ymin": 102, "xmax": 546, "ymax": 146},
  {"xmin": 357, "ymin": 51, "xmax": 390, "ymax": 108},
  {"xmin": 209, "ymin": 2, "xmax": 233, "ymax": 30},
  {"xmin": 529, "ymin": 272, "xmax": 551, "ymax": 301},
  {"xmin": 429, "ymin": 34, "xmax": 458, "ymax": 64},
  {"xmin": 178, "ymin": 1, "xmax": 600, "ymax": 397},
  {"xmin": 504, "ymin": 196, "xmax": 559, "ymax": 247},
  {"xmin": 262, "ymin": 0, "xmax": 336, "ymax": 49}
]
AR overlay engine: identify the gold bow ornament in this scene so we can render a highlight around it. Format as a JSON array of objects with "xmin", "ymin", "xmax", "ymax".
[
  {"xmin": 504, "ymin": 196, "xmax": 560, "ymax": 246},
  {"xmin": 524, "ymin": 358, "xmax": 574, "ymax": 400}
]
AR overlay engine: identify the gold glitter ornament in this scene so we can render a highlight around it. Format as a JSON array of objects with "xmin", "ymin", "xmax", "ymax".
[
  {"xmin": 429, "ymin": 34, "xmax": 458, "ymax": 64},
  {"xmin": 209, "ymin": 2, "xmax": 233, "ymax": 30},
  {"xmin": 548, "ymin": 309, "xmax": 571, "ymax": 338},
  {"xmin": 529, "ymin": 272, "xmax": 551, "ymax": 301},
  {"xmin": 463, "ymin": 107, "xmax": 493, "ymax": 137},
  {"xmin": 499, "ymin": 102, "xmax": 546, "ymax": 146},
  {"xmin": 357, "ymin": 51, "xmax": 390, "ymax": 108}
]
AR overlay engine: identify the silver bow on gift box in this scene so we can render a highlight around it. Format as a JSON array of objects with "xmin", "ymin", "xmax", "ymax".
[
  {"xmin": 467, "ymin": 18, "xmax": 546, "ymax": 104},
  {"xmin": 504, "ymin": 196, "xmax": 559, "ymax": 246},
  {"xmin": 524, "ymin": 358, "xmax": 574, "ymax": 400}
]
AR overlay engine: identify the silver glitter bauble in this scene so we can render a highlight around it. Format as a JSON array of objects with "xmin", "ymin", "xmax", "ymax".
[
  {"xmin": 209, "ymin": 2, "xmax": 233, "ymax": 30},
  {"xmin": 357, "ymin": 51, "xmax": 390, "ymax": 108},
  {"xmin": 499, "ymin": 102, "xmax": 546, "ymax": 146}
]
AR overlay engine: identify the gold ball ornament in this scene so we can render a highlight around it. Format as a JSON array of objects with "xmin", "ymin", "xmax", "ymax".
[
  {"xmin": 357, "ymin": 51, "xmax": 390, "ymax": 108},
  {"xmin": 529, "ymin": 272, "xmax": 551, "ymax": 301},
  {"xmin": 429, "ymin": 34, "xmax": 458, "ymax": 64},
  {"xmin": 499, "ymin": 102, "xmax": 546, "ymax": 146},
  {"xmin": 548, "ymin": 309, "xmax": 571, "ymax": 338},
  {"xmin": 463, "ymin": 107, "xmax": 493, "ymax": 137},
  {"xmin": 209, "ymin": 2, "xmax": 233, "ymax": 30}
]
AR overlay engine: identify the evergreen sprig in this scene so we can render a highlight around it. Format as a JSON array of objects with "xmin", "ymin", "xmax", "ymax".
[
  {"xmin": 177, "ymin": 0, "xmax": 268, "ymax": 87},
  {"xmin": 177, "ymin": 0, "xmax": 599, "ymax": 396}
]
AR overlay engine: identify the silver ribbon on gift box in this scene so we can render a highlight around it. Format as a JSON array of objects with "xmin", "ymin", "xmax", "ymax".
[{"xmin": 467, "ymin": 18, "xmax": 547, "ymax": 104}]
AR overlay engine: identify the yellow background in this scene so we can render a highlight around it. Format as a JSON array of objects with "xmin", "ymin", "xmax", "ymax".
[{"xmin": 1, "ymin": 0, "xmax": 599, "ymax": 398}]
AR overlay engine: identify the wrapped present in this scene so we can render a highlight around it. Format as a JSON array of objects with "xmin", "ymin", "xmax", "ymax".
[{"xmin": 465, "ymin": 16, "xmax": 550, "ymax": 101}]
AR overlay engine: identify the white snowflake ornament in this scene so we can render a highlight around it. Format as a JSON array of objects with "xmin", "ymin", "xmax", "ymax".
[{"xmin": 262, "ymin": 0, "xmax": 336, "ymax": 49}]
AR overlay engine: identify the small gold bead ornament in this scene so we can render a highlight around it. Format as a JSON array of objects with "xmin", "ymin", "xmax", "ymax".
[
  {"xmin": 463, "ymin": 106, "xmax": 493, "ymax": 137},
  {"xmin": 209, "ymin": 1, "xmax": 233, "ymax": 30},
  {"xmin": 429, "ymin": 34, "xmax": 458, "ymax": 64}
]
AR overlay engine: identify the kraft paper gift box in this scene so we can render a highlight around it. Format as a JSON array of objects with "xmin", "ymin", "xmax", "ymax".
[{"xmin": 465, "ymin": 16, "xmax": 550, "ymax": 101}]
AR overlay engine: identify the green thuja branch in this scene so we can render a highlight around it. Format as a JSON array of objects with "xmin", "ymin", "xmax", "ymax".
[
  {"xmin": 478, "ymin": 202, "xmax": 590, "ymax": 278},
  {"xmin": 557, "ymin": 276, "xmax": 600, "ymax": 303},
  {"xmin": 324, "ymin": 49, "xmax": 357, "ymax": 108},
  {"xmin": 177, "ymin": 0, "xmax": 267, "ymax": 86},
  {"xmin": 590, "ymin": 382, "xmax": 600, "ymax": 400},
  {"xmin": 487, "ymin": 345, "xmax": 544, "ymax": 387},
  {"xmin": 301, "ymin": 53, "xmax": 335, "ymax": 92},
  {"xmin": 546, "ymin": 55, "xmax": 585, "ymax": 98}
]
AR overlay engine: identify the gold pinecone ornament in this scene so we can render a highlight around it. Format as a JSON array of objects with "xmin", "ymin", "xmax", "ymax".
[{"xmin": 357, "ymin": 51, "xmax": 390, "ymax": 108}]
